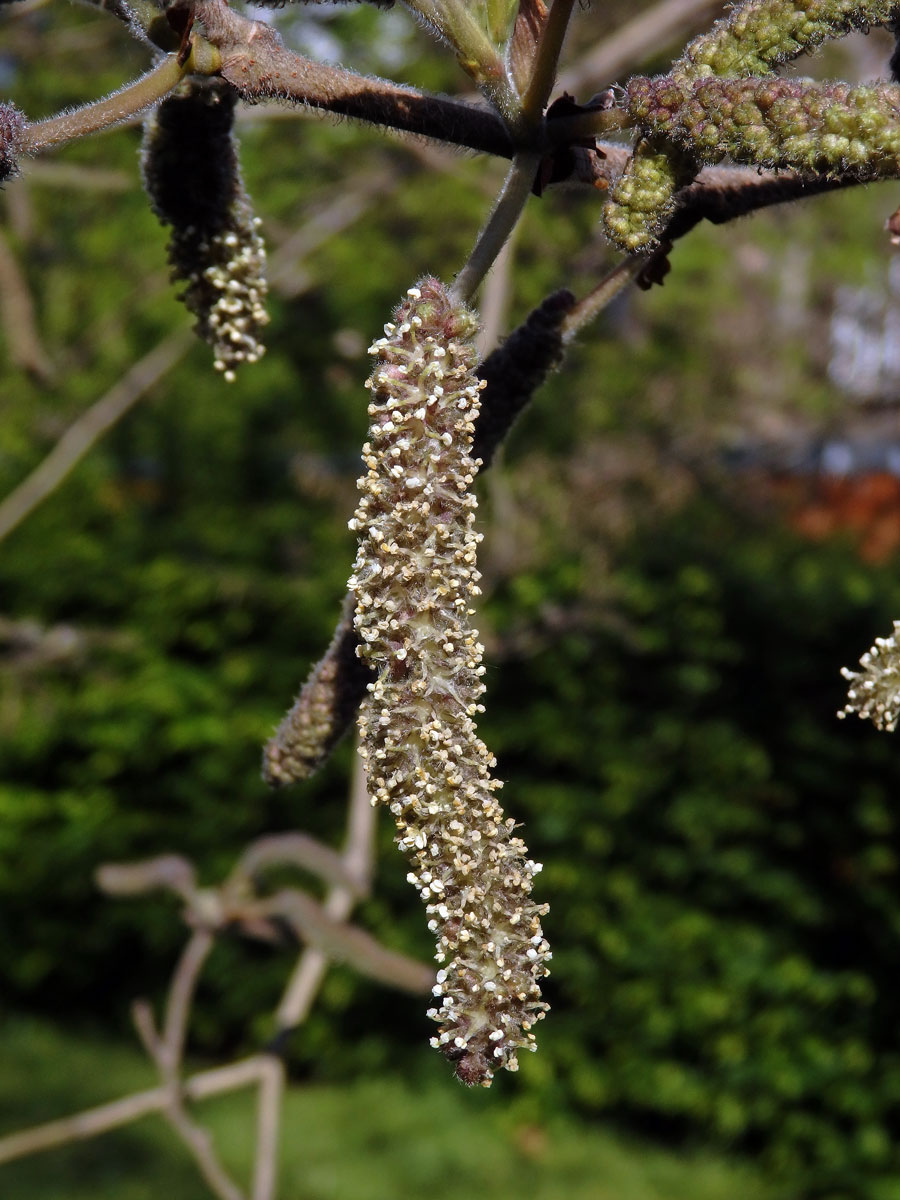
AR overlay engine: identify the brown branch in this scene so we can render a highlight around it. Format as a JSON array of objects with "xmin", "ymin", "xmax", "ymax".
[
  {"xmin": 275, "ymin": 753, "xmax": 378, "ymax": 1029},
  {"xmin": 160, "ymin": 930, "xmax": 216, "ymax": 1070},
  {"xmin": 233, "ymin": 832, "xmax": 366, "ymax": 895},
  {"xmin": 132, "ymin": 930, "xmax": 246, "ymax": 1200},
  {"xmin": 522, "ymin": 0, "xmax": 577, "ymax": 120},
  {"xmin": 0, "ymin": 329, "xmax": 192, "ymax": 547},
  {"xmin": 184, "ymin": 0, "xmax": 518, "ymax": 155},
  {"xmin": 0, "ymin": 1055, "xmax": 273, "ymax": 1166},
  {"xmin": 0, "ymin": 228, "xmax": 55, "ymax": 383},
  {"xmin": 96, "ymin": 855, "xmax": 198, "ymax": 902},
  {"xmin": 250, "ymin": 1056, "xmax": 284, "ymax": 1200},
  {"xmin": 558, "ymin": 0, "xmax": 726, "ymax": 96},
  {"xmin": 22, "ymin": 56, "xmax": 196, "ymax": 153},
  {"xmin": 262, "ymin": 887, "xmax": 433, "ymax": 994}
]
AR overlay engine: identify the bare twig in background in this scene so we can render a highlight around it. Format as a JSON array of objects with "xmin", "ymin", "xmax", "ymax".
[
  {"xmin": 267, "ymin": 170, "xmax": 395, "ymax": 298},
  {"xmin": 20, "ymin": 160, "xmax": 132, "ymax": 190},
  {"xmin": 275, "ymin": 751, "xmax": 376, "ymax": 1030},
  {"xmin": 0, "ymin": 329, "xmax": 191, "ymax": 546},
  {"xmin": 558, "ymin": 0, "xmax": 726, "ymax": 96},
  {"xmin": 0, "ymin": 756, "xmax": 428, "ymax": 1200},
  {"xmin": 0, "ymin": 228, "xmax": 55, "ymax": 383},
  {"xmin": 0, "ymin": 1055, "xmax": 274, "ymax": 1166},
  {"xmin": 251, "ymin": 1056, "xmax": 284, "ymax": 1200},
  {"xmin": 0, "ymin": 179, "xmax": 391, "ymax": 549},
  {"xmin": 233, "ymin": 832, "xmax": 366, "ymax": 895},
  {"xmin": 476, "ymin": 212, "xmax": 518, "ymax": 358},
  {"xmin": 131, "ymin": 927, "xmax": 246, "ymax": 1200},
  {"xmin": 253, "ymin": 754, "xmax": 377, "ymax": 1200},
  {"xmin": 96, "ymin": 855, "xmax": 198, "ymax": 902}
]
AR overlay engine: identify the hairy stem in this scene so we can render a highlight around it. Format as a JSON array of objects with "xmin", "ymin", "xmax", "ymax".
[
  {"xmin": 22, "ymin": 55, "xmax": 201, "ymax": 153},
  {"xmin": 560, "ymin": 254, "xmax": 651, "ymax": 342},
  {"xmin": 451, "ymin": 151, "xmax": 541, "ymax": 302},
  {"xmin": 521, "ymin": 0, "xmax": 576, "ymax": 122}
]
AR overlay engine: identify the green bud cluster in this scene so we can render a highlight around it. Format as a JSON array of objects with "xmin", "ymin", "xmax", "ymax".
[
  {"xmin": 141, "ymin": 80, "xmax": 268, "ymax": 380},
  {"xmin": 628, "ymin": 74, "xmax": 900, "ymax": 177},
  {"xmin": 0, "ymin": 102, "xmax": 25, "ymax": 184},
  {"xmin": 604, "ymin": 0, "xmax": 900, "ymax": 251},
  {"xmin": 674, "ymin": 0, "xmax": 898, "ymax": 80},
  {"xmin": 602, "ymin": 137, "xmax": 695, "ymax": 253},
  {"xmin": 348, "ymin": 278, "xmax": 550, "ymax": 1086}
]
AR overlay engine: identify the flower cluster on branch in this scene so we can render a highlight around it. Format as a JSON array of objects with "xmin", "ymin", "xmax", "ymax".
[
  {"xmin": 604, "ymin": 0, "xmax": 900, "ymax": 251},
  {"xmin": 141, "ymin": 78, "xmax": 268, "ymax": 379},
  {"xmin": 347, "ymin": 279, "xmax": 550, "ymax": 1085},
  {"xmin": 840, "ymin": 621, "xmax": 900, "ymax": 731}
]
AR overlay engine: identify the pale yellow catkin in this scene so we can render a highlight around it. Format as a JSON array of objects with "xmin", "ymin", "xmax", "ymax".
[{"xmin": 347, "ymin": 278, "xmax": 550, "ymax": 1086}]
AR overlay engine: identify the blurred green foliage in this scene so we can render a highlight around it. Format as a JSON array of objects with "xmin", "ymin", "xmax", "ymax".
[{"xmin": 4, "ymin": 4, "xmax": 900, "ymax": 1198}]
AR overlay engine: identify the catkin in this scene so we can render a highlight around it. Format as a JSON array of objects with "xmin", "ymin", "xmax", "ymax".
[
  {"xmin": 839, "ymin": 620, "xmax": 900, "ymax": 731},
  {"xmin": 0, "ymin": 103, "xmax": 25, "ymax": 184},
  {"xmin": 141, "ymin": 79, "xmax": 268, "ymax": 380},
  {"xmin": 348, "ymin": 278, "xmax": 550, "ymax": 1085}
]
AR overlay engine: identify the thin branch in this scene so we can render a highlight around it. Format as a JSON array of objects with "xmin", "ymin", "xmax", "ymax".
[
  {"xmin": 275, "ymin": 752, "xmax": 377, "ymax": 1029},
  {"xmin": 251, "ymin": 1056, "xmax": 284, "ymax": 1200},
  {"xmin": 187, "ymin": 0, "xmax": 523, "ymax": 155},
  {"xmin": 267, "ymin": 169, "xmax": 395, "ymax": 297},
  {"xmin": 0, "ymin": 329, "xmax": 191, "ymax": 546},
  {"xmin": 161, "ymin": 929, "xmax": 216, "ymax": 1071},
  {"xmin": 134, "ymin": 930, "xmax": 245, "ymax": 1200},
  {"xmin": 0, "ymin": 228, "xmax": 55, "ymax": 383},
  {"xmin": 560, "ymin": 254, "xmax": 650, "ymax": 342},
  {"xmin": 557, "ymin": 0, "xmax": 726, "ymax": 96},
  {"xmin": 476, "ymin": 217, "xmax": 518, "ymax": 358},
  {"xmin": 452, "ymin": 150, "xmax": 541, "ymax": 301},
  {"xmin": 96, "ymin": 855, "xmax": 198, "ymax": 902},
  {"xmin": 164, "ymin": 1106, "xmax": 247, "ymax": 1200},
  {"xmin": 22, "ymin": 56, "xmax": 193, "ymax": 153},
  {"xmin": 0, "ymin": 1055, "xmax": 273, "ymax": 1166},
  {"xmin": 233, "ymin": 832, "xmax": 366, "ymax": 895},
  {"xmin": 400, "ymin": 0, "xmax": 519, "ymax": 122},
  {"xmin": 21, "ymin": 160, "xmax": 133, "ymax": 190},
  {"xmin": 263, "ymin": 887, "xmax": 433, "ymax": 994},
  {"xmin": 522, "ymin": 0, "xmax": 576, "ymax": 121}
]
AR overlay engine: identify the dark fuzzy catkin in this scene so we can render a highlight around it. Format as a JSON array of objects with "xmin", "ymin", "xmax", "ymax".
[
  {"xmin": 475, "ymin": 289, "xmax": 575, "ymax": 468},
  {"xmin": 0, "ymin": 103, "xmax": 26, "ymax": 184},
  {"xmin": 141, "ymin": 80, "xmax": 268, "ymax": 379},
  {"xmin": 262, "ymin": 595, "xmax": 374, "ymax": 786}
]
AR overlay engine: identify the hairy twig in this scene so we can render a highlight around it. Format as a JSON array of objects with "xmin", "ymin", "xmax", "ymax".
[
  {"xmin": 452, "ymin": 151, "xmax": 541, "ymax": 301},
  {"xmin": 521, "ymin": 0, "xmax": 575, "ymax": 120},
  {"xmin": 22, "ymin": 56, "xmax": 196, "ymax": 153}
]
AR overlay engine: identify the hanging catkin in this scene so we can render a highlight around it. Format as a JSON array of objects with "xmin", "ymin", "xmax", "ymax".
[{"xmin": 348, "ymin": 277, "xmax": 550, "ymax": 1085}]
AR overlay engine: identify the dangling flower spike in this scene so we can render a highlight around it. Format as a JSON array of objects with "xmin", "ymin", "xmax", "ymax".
[
  {"xmin": 348, "ymin": 278, "xmax": 550, "ymax": 1085},
  {"xmin": 141, "ymin": 79, "xmax": 268, "ymax": 380}
]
